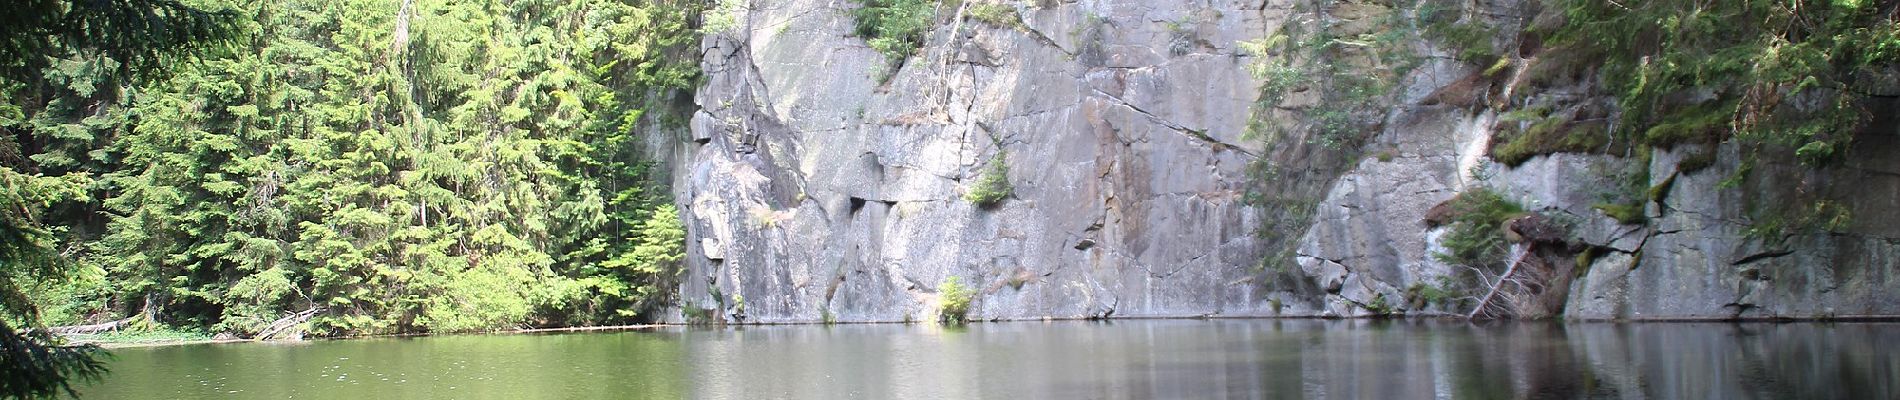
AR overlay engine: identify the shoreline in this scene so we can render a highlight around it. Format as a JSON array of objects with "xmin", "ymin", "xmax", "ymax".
[
  {"xmin": 78, "ymin": 324, "xmax": 675, "ymax": 349},
  {"xmin": 71, "ymin": 314, "xmax": 1900, "ymax": 349}
]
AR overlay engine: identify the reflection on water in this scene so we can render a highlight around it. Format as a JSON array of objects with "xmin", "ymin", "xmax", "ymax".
[{"xmin": 84, "ymin": 320, "xmax": 1900, "ymax": 399}]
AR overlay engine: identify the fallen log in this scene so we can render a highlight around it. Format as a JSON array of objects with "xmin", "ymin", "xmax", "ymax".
[
  {"xmin": 46, "ymin": 317, "xmax": 135, "ymax": 335},
  {"xmin": 1469, "ymin": 244, "xmax": 1530, "ymax": 319},
  {"xmin": 254, "ymin": 307, "xmax": 322, "ymax": 341}
]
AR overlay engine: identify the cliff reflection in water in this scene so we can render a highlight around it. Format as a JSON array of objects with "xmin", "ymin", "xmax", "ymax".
[
  {"xmin": 84, "ymin": 320, "xmax": 1898, "ymax": 399},
  {"xmin": 686, "ymin": 320, "xmax": 1898, "ymax": 399}
]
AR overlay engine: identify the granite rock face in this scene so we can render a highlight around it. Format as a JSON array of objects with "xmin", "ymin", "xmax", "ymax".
[
  {"xmin": 1560, "ymin": 138, "xmax": 1900, "ymax": 320},
  {"xmin": 669, "ymin": 0, "xmax": 1900, "ymax": 322},
  {"xmin": 676, "ymin": 0, "xmax": 1292, "ymax": 323}
]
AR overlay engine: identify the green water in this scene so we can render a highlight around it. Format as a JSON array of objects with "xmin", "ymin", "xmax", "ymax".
[{"xmin": 80, "ymin": 320, "xmax": 1899, "ymax": 399}]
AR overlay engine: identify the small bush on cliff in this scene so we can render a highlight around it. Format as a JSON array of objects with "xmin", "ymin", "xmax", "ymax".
[
  {"xmin": 938, "ymin": 276, "xmax": 975, "ymax": 324},
  {"xmin": 964, "ymin": 155, "xmax": 1012, "ymax": 207},
  {"xmin": 853, "ymin": 0, "xmax": 938, "ymax": 72},
  {"xmin": 1433, "ymin": 188, "xmax": 1527, "ymax": 267},
  {"xmin": 1405, "ymin": 276, "xmax": 1462, "ymax": 309}
]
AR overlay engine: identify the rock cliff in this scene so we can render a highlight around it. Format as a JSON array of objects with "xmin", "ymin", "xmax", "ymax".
[{"xmin": 671, "ymin": 0, "xmax": 1900, "ymax": 322}]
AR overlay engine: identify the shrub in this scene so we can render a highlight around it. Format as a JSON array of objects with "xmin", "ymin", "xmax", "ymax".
[
  {"xmin": 1433, "ymin": 187, "xmax": 1527, "ymax": 266},
  {"xmin": 964, "ymin": 154, "xmax": 1011, "ymax": 207},
  {"xmin": 853, "ymin": 0, "xmax": 938, "ymax": 69},
  {"xmin": 1405, "ymin": 276, "xmax": 1461, "ymax": 309},
  {"xmin": 1363, "ymin": 293, "xmax": 1394, "ymax": 316},
  {"xmin": 937, "ymin": 276, "xmax": 974, "ymax": 324}
]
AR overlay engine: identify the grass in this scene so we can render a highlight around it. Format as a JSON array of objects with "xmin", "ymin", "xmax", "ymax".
[{"xmin": 63, "ymin": 327, "xmax": 216, "ymax": 347}]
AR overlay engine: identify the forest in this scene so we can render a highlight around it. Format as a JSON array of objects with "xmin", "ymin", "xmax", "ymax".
[{"xmin": 3, "ymin": 0, "xmax": 702, "ymax": 356}]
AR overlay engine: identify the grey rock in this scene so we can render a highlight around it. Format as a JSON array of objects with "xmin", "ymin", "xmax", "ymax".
[{"xmin": 666, "ymin": 0, "xmax": 1900, "ymax": 323}]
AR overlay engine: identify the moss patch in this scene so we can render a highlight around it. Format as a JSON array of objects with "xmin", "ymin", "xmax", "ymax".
[
  {"xmin": 1491, "ymin": 112, "xmax": 1611, "ymax": 166},
  {"xmin": 1643, "ymin": 101, "xmax": 1733, "ymax": 148}
]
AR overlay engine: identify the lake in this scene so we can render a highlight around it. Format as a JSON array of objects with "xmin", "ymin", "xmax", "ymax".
[{"xmin": 80, "ymin": 320, "xmax": 1899, "ymax": 399}]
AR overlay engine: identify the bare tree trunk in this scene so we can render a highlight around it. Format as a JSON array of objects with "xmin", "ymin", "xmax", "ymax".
[{"xmin": 1470, "ymin": 243, "xmax": 1530, "ymax": 319}]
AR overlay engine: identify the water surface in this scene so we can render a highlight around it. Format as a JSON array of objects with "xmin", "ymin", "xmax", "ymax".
[{"xmin": 82, "ymin": 320, "xmax": 1900, "ymax": 399}]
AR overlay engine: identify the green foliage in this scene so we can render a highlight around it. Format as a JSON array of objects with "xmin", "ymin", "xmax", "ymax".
[
  {"xmin": 1362, "ymin": 293, "xmax": 1394, "ymax": 316},
  {"xmin": 1242, "ymin": 0, "xmax": 1423, "ymax": 275},
  {"xmin": 1405, "ymin": 276, "xmax": 1461, "ymax": 309},
  {"xmin": 964, "ymin": 154, "xmax": 1012, "ymax": 207},
  {"xmin": 1433, "ymin": 188, "xmax": 1527, "ymax": 267},
  {"xmin": 1744, "ymin": 198, "xmax": 1855, "ymax": 243},
  {"xmin": 703, "ymin": 0, "xmax": 748, "ymax": 33},
  {"xmin": 598, "ymin": 204, "xmax": 688, "ymax": 316},
  {"xmin": 2, "ymin": 168, "xmax": 109, "ymax": 400},
  {"xmin": 0, "ymin": 0, "xmax": 239, "ymax": 83},
  {"xmin": 1, "ymin": 1, "xmax": 240, "ymax": 395},
  {"xmin": 1468, "ymin": 0, "xmax": 1896, "ymax": 241},
  {"xmin": 1421, "ymin": 14, "xmax": 1499, "ymax": 64},
  {"xmin": 853, "ymin": 0, "xmax": 940, "ymax": 73},
  {"xmin": 1549, "ymin": 0, "xmax": 1900, "ymax": 165},
  {"xmin": 0, "ymin": 327, "xmax": 106, "ymax": 400},
  {"xmin": 1642, "ymin": 102, "xmax": 1734, "ymax": 148},
  {"xmin": 936, "ymin": 276, "xmax": 974, "ymax": 324},
  {"xmin": 6, "ymin": 0, "xmax": 703, "ymax": 338}
]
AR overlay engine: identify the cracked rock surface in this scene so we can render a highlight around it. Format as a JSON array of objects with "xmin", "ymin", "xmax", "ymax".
[
  {"xmin": 669, "ymin": 0, "xmax": 1900, "ymax": 322},
  {"xmin": 676, "ymin": 0, "xmax": 1281, "ymax": 323}
]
